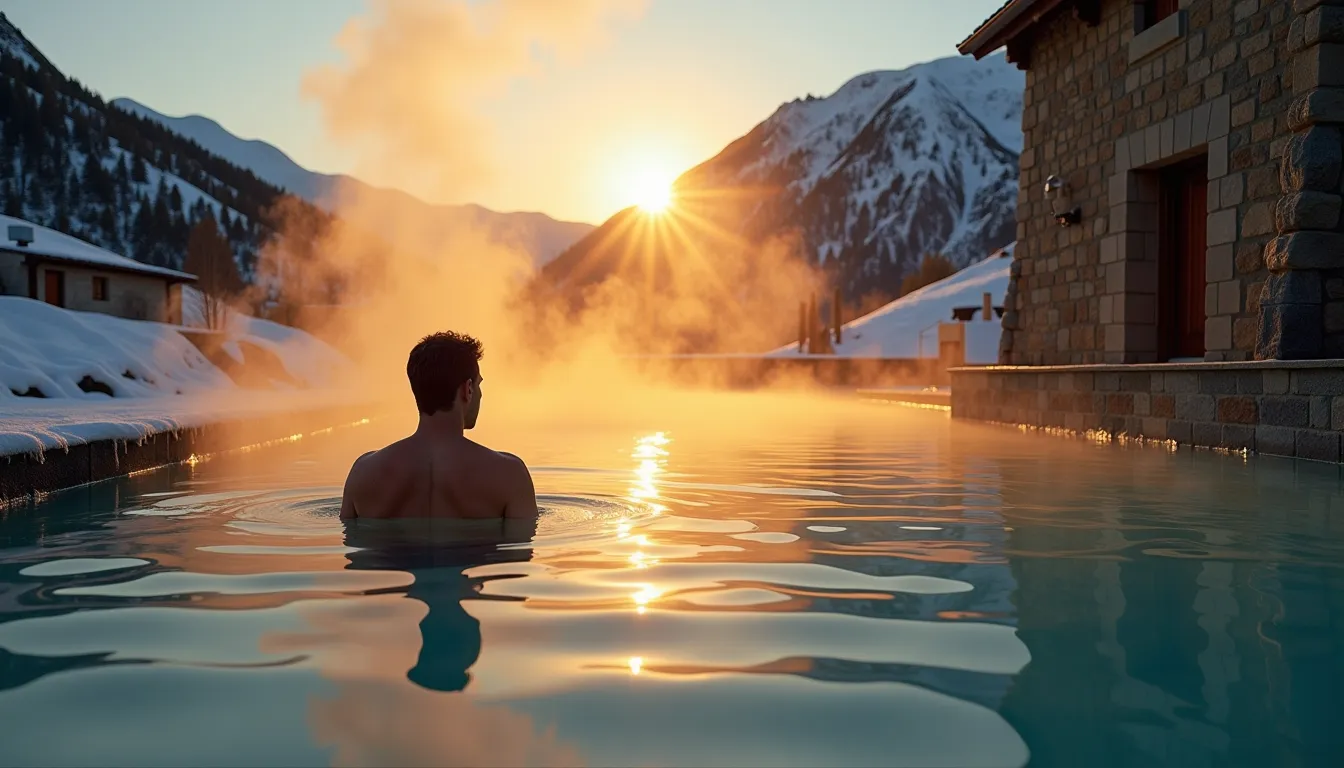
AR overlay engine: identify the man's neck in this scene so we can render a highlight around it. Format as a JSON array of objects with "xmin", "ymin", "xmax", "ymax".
[{"xmin": 415, "ymin": 412, "xmax": 465, "ymax": 439}]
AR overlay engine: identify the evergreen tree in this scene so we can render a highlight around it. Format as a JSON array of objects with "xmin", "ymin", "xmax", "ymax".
[{"xmin": 131, "ymin": 153, "xmax": 147, "ymax": 183}]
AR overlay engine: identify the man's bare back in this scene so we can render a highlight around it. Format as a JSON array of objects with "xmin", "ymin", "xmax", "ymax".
[
  {"xmin": 340, "ymin": 434, "xmax": 536, "ymax": 520},
  {"xmin": 339, "ymin": 331, "xmax": 538, "ymax": 521}
]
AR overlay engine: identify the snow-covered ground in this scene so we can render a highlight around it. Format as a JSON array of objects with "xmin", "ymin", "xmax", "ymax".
[
  {"xmin": 771, "ymin": 244, "xmax": 1013, "ymax": 363},
  {"xmin": 0, "ymin": 295, "xmax": 360, "ymax": 456}
]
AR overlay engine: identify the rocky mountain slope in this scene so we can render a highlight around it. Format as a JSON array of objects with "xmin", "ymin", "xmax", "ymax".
[{"xmin": 541, "ymin": 53, "xmax": 1023, "ymax": 329}]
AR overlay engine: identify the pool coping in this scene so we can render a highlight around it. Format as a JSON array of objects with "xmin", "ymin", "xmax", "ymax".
[{"xmin": 0, "ymin": 403, "xmax": 382, "ymax": 504}]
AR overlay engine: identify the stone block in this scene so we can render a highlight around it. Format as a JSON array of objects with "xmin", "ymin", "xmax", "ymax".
[
  {"xmin": 1134, "ymin": 392, "xmax": 1152, "ymax": 416},
  {"xmin": 1265, "ymin": 369, "xmax": 1291, "ymax": 395},
  {"xmin": 1161, "ymin": 119, "xmax": 1175, "ymax": 158},
  {"xmin": 1305, "ymin": 5, "xmax": 1344, "ymax": 46},
  {"xmin": 1296, "ymin": 429, "xmax": 1342, "ymax": 462},
  {"xmin": 1242, "ymin": 202, "xmax": 1276, "ymax": 236},
  {"xmin": 1293, "ymin": 367, "xmax": 1344, "ymax": 394},
  {"xmin": 1111, "ymin": 202, "xmax": 1158, "ymax": 233},
  {"xmin": 1107, "ymin": 260, "xmax": 1158, "ymax": 294},
  {"xmin": 1115, "ymin": 137, "xmax": 1132, "ymax": 173},
  {"xmin": 1142, "ymin": 417, "xmax": 1169, "ymax": 439},
  {"xmin": 1257, "ymin": 425, "xmax": 1298, "ymax": 457},
  {"xmin": 1193, "ymin": 420, "xmax": 1223, "ymax": 447},
  {"xmin": 1238, "ymin": 243, "xmax": 1265, "ymax": 274},
  {"xmin": 1207, "ymin": 208, "xmax": 1238, "ymax": 245},
  {"xmin": 1191, "ymin": 101, "xmax": 1213, "ymax": 147},
  {"xmin": 1200, "ymin": 371, "xmax": 1240, "ymax": 394},
  {"xmin": 1164, "ymin": 372, "xmax": 1200, "ymax": 394},
  {"xmin": 1209, "ymin": 136, "xmax": 1230, "ymax": 179},
  {"xmin": 1311, "ymin": 395, "xmax": 1333, "ymax": 428},
  {"xmin": 1232, "ymin": 98, "xmax": 1258, "ymax": 128},
  {"xmin": 1263, "ymin": 269, "xmax": 1323, "ymax": 305},
  {"xmin": 1333, "ymin": 395, "xmax": 1344, "ymax": 429},
  {"xmin": 1327, "ymin": 300, "xmax": 1344, "ymax": 332},
  {"xmin": 1168, "ymin": 419, "xmax": 1194, "ymax": 443},
  {"xmin": 1263, "ymin": 232, "xmax": 1344, "ymax": 270},
  {"xmin": 1223, "ymin": 423, "xmax": 1257, "ymax": 450},
  {"xmin": 1207, "ymin": 245, "xmax": 1236, "ymax": 282},
  {"xmin": 1176, "ymin": 393, "xmax": 1217, "ymax": 421},
  {"xmin": 1281, "ymin": 126, "xmax": 1343, "ymax": 192},
  {"xmin": 1275, "ymin": 191, "xmax": 1343, "ymax": 232},
  {"xmin": 1210, "ymin": 94, "xmax": 1232, "ymax": 139},
  {"xmin": 1174, "ymin": 109, "xmax": 1193, "ymax": 153},
  {"xmin": 1257, "ymin": 303, "xmax": 1325, "ymax": 359},
  {"xmin": 1220, "ymin": 174, "xmax": 1245, "ymax": 208},
  {"xmin": 1206, "ymin": 315, "xmax": 1233, "ymax": 350},
  {"xmin": 1145, "ymin": 125, "xmax": 1161, "ymax": 165},
  {"xmin": 1294, "ymin": 43, "xmax": 1344, "ymax": 93},
  {"xmin": 1153, "ymin": 393, "xmax": 1176, "ymax": 417},
  {"xmin": 1218, "ymin": 395, "xmax": 1259, "ymax": 423},
  {"xmin": 1287, "ymin": 87, "xmax": 1344, "ymax": 130},
  {"xmin": 1261, "ymin": 396, "xmax": 1312, "ymax": 427}
]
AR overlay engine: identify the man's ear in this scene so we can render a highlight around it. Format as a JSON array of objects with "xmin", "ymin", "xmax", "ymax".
[{"xmin": 461, "ymin": 380, "xmax": 475, "ymax": 401}]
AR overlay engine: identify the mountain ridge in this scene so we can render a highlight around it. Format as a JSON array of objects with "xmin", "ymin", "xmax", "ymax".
[{"xmin": 111, "ymin": 97, "xmax": 595, "ymax": 267}]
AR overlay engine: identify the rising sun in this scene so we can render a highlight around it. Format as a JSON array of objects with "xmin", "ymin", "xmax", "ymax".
[{"xmin": 630, "ymin": 168, "xmax": 676, "ymax": 214}]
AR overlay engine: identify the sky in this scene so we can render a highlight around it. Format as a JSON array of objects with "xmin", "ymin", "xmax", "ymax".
[{"xmin": 3, "ymin": 0, "xmax": 1006, "ymax": 225}]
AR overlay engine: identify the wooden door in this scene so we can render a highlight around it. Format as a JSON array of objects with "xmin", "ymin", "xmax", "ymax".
[
  {"xmin": 1158, "ymin": 158, "xmax": 1207, "ymax": 361},
  {"xmin": 43, "ymin": 269, "xmax": 65, "ymax": 308}
]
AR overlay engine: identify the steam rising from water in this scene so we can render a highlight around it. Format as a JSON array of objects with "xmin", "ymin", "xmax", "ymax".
[{"xmin": 237, "ymin": 0, "xmax": 838, "ymax": 418}]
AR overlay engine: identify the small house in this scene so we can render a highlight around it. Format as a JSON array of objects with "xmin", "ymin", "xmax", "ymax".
[{"xmin": 0, "ymin": 215, "xmax": 195, "ymax": 324}]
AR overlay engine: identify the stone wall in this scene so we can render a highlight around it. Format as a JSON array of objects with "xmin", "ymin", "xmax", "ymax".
[
  {"xmin": 1260, "ymin": 0, "xmax": 1344, "ymax": 359},
  {"xmin": 1003, "ymin": 0, "xmax": 1295, "ymax": 364},
  {"xmin": 951, "ymin": 362, "xmax": 1344, "ymax": 462}
]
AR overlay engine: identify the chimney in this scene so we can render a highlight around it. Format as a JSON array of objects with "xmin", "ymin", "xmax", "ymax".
[
  {"xmin": 8, "ymin": 225, "xmax": 33, "ymax": 247},
  {"xmin": 983, "ymin": 291, "xmax": 993, "ymax": 322}
]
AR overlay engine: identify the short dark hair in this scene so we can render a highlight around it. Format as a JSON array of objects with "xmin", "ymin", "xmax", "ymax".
[{"xmin": 406, "ymin": 332, "xmax": 483, "ymax": 415}]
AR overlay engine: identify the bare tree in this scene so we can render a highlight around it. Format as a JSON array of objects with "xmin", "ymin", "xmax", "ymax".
[{"xmin": 184, "ymin": 212, "xmax": 243, "ymax": 330}]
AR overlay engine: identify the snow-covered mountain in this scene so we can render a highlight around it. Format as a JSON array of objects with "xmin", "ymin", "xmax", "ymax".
[
  {"xmin": 543, "ymin": 53, "xmax": 1022, "ymax": 310},
  {"xmin": 112, "ymin": 98, "xmax": 594, "ymax": 267}
]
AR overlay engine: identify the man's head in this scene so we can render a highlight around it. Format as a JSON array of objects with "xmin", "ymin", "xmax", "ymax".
[{"xmin": 406, "ymin": 332, "xmax": 484, "ymax": 428}]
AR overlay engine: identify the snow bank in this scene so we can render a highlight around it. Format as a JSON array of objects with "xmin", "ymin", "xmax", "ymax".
[
  {"xmin": 0, "ymin": 295, "xmax": 361, "ymax": 455},
  {"xmin": 180, "ymin": 286, "xmax": 353, "ymax": 389},
  {"xmin": 771, "ymin": 244, "xmax": 1013, "ymax": 361},
  {"xmin": 0, "ymin": 296, "xmax": 230, "ymax": 400}
]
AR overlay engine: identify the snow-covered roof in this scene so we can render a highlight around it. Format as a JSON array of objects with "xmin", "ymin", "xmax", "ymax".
[
  {"xmin": 0, "ymin": 214, "xmax": 196, "ymax": 282},
  {"xmin": 770, "ymin": 243, "xmax": 1015, "ymax": 362}
]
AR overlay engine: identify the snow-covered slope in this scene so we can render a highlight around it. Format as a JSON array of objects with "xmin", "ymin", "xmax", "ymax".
[
  {"xmin": 770, "ymin": 244, "xmax": 1013, "ymax": 361},
  {"xmin": 0, "ymin": 294, "xmax": 351, "ymax": 401},
  {"xmin": 682, "ymin": 53, "xmax": 1022, "ymax": 300},
  {"xmin": 113, "ymin": 98, "xmax": 594, "ymax": 268}
]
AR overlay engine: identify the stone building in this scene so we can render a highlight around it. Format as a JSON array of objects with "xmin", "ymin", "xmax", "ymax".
[
  {"xmin": 0, "ymin": 215, "xmax": 194, "ymax": 324},
  {"xmin": 951, "ymin": 0, "xmax": 1344, "ymax": 462}
]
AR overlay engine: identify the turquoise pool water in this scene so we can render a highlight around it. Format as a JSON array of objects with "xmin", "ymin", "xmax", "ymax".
[{"xmin": 1, "ymin": 393, "xmax": 1342, "ymax": 767}]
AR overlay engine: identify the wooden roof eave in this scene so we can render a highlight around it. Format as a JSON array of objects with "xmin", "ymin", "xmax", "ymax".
[{"xmin": 958, "ymin": 0, "xmax": 1101, "ymax": 70}]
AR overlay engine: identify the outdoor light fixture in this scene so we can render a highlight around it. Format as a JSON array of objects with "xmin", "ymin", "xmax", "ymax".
[{"xmin": 1044, "ymin": 175, "xmax": 1081, "ymax": 227}]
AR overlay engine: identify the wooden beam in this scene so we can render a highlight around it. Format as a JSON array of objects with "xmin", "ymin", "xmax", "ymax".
[
  {"xmin": 1006, "ymin": 37, "xmax": 1032, "ymax": 70},
  {"xmin": 1072, "ymin": 0, "xmax": 1101, "ymax": 26}
]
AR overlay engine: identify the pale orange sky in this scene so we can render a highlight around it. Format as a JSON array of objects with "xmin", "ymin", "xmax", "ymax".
[{"xmin": 6, "ymin": 0, "xmax": 1008, "ymax": 225}]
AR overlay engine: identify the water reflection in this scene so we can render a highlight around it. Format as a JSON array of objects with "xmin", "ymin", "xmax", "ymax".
[{"xmin": 0, "ymin": 399, "xmax": 1342, "ymax": 766}]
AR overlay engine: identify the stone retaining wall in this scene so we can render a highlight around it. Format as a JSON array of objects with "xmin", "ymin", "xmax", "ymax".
[
  {"xmin": 0, "ymin": 404, "xmax": 377, "ymax": 503},
  {"xmin": 950, "ymin": 362, "xmax": 1344, "ymax": 461}
]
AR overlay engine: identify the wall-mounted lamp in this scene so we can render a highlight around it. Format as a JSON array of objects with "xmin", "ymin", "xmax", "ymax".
[{"xmin": 1044, "ymin": 175, "xmax": 1082, "ymax": 227}]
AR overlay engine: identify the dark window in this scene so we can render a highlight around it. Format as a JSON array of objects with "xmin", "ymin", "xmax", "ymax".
[
  {"xmin": 1141, "ymin": 0, "xmax": 1179, "ymax": 30},
  {"xmin": 1157, "ymin": 155, "xmax": 1208, "ymax": 361},
  {"xmin": 92, "ymin": 276, "xmax": 109, "ymax": 301}
]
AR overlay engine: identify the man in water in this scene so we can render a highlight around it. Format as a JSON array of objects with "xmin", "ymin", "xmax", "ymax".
[{"xmin": 339, "ymin": 331, "xmax": 538, "ymax": 520}]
